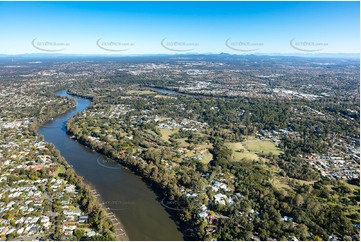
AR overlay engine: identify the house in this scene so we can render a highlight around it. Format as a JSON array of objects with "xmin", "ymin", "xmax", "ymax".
[
  {"xmin": 329, "ymin": 235, "xmax": 340, "ymax": 241},
  {"xmin": 0, "ymin": 176, "xmax": 7, "ymax": 182},
  {"xmin": 20, "ymin": 206, "xmax": 28, "ymax": 212},
  {"xmin": 15, "ymin": 217, "xmax": 25, "ymax": 224},
  {"xmin": 235, "ymin": 193, "xmax": 243, "ymax": 198},
  {"xmin": 68, "ymin": 225, "xmax": 77, "ymax": 230},
  {"xmin": 63, "ymin": 210, "xmax": 82, "ymax": 216},
  {"xmin": 282, "ymin": 216, "xmax": 293, "ymax": 222},
  {"xmin": 78, "ymin": 215, "xmax": 89, "ymax": 223},
  {"xmin": 6, "ymin": 228, "xmax": 16, "ymax": 235},
  {"xmin": 6, "ymin": 201, "xmax": 15, "ymax": 208},
  {"xmin": 289, "ymin": 236, "xmax": 299, "ymax": 241},
  {"xmin": 64, "ymin": 230, "xmax": 73, "ymax": 236},
  {"xmin": 214, "ymin": 193, "xmax": 228, "ymax": 205},
  {"xmin": 26, "ymin": 165, "xmax": 43, "ymax": 171},
  {"xmin": 17, "ymin": 227, "xmax": 24, "ymax": 235},
  {"xmin": 227, "ymin": 197, "xmax": 235, "ymax": 205},
  {"xmin": 30, "ymin": 217, "xmax": 39, "ymax": 224},
  {"xmin": 198, "ymin": 211, "xmax": 208, "ymax": 219},
  {"xmin": 64, "ymin": 215, "xmax": 76, "ymax": 222},
  {"xmin": 28, "ymin": 225, "xmax": 38, "ymax": 235},
  {"xmin": 213, "ymin": 181, "xmax": 221, "ymax": 186},
  {"xmin": 65, "ymin": 185, "xmax": 76, "ymax": 193},
  {"xmin": 24, "ymin": 225, "xmax": 32, "ymax": 234},
  {"xmin": 1, "ymin": 227, "xmax": 9, "ymax": 236},
  {"xmin": 34, "ymin": 198, "xmax": 44, "ymax": 204},
  {"xmin": 186, "ymin": 193, "xmax": 198, "ymax": 198},
  {"xmin": 86, "ymin": 231, "xmax": 96, "ymax": 237},
  {"xmin": 25, "ymin": 217, "xmax": 33, "ymax": 224},
  {"xmin": 177, "ymin": 147, "xmax": 189, "ymax": 154},
  {"xmin": 64, "ymin": 221, "xmax": 78, "ymax": 226},
  {"xmin": 212, "ymin": 181, "xmax": 230, "ymax": 192}
]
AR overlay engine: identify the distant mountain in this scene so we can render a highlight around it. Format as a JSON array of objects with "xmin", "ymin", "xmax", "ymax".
[{"xmin": 0, "ymin": 52, "xmax": 358, "ymax": 59}]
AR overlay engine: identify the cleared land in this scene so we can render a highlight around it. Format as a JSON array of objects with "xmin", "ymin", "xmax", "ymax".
[
  {"xmin": 126, "ymin": 90, "xmax": 157, "ymax": 95},
  {"xmin": 200, "ymin": 152, "xmax": 213, "ymax": 164},
  {"xmin": 176, "ymin": 138, "xmax": 190, "ymax": 147},
  {"xmin": 243, "ymin": 138, "xmax": 282, "ymax": 156},
  {"xmin": 226, "ymin": 142, "xmax": 259, "ymax": 161},
  {"xmin": 159, "ymin": 128, "xmax": 179, "ymax": 142},
  {"xmin": 187, "ymin": 143, "xmax": 213, "ymax": 164}
]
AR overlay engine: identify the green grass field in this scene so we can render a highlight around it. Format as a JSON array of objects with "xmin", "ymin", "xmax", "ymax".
[
  {"xmin": 226, "ymin": 137, "xmax": 282, "ymax": 162},
  {"xmin": 175, "ymin": 138, "xmax": 189, "ymax": 147},
  {"xmin": 156, "ymin": 117, "xmax": 169, "ymax": 122},
  {"xmin": 243, "ymin": 138, "xmax": 282, "ymax": 156},
  {"xmin": 270, "ymin": 176, "xmax": 292, "ymax": 190},
  {"xmin": 200, "ymin": 153, "xmax": 213, "ymax": 164},
  {"xmin": 159, "ymin": 128, "xmax": 179, "ymax": 141},
  {"xmin": 126, "ymin": 90, "xmax": 157, "ymax": 95},
  {"xmin": 341, "ymin": 181, "xmax": 359, "ymax": 193},
  {"xmin": 226, "ymin": 142, "xmax": 259, "ymax": 161},
  {"xmin": 186, "ymin": 143, "xmax": 213, "ymax": 164},
  {"xmin": 154, "ymin": 94, "xmax": 175, "ymax": 99},
  {"xmin": 55, "ymin": 166, "xmax": 66, "ymax": 178}
]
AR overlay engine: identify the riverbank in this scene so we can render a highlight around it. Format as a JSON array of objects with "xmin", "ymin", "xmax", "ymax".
[
  {"xmin": 67, "ymin": 132, "xmax": 188, "ymax": 240},
  {"xmin": 90, "ymin": 188, "xmax": 129, "ymax": 241},
  {"xmin": 66, "ymin": 121, "xmax": 192, "ymax": 240}
]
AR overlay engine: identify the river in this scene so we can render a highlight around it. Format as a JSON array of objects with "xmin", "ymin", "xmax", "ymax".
[
  {"xmin": 38, "ymin": 90, "xmax": 184, "ymax": 241},
  {"xmin": 148, "ymin": 87, "xmax": 181, "ymax": 95}
]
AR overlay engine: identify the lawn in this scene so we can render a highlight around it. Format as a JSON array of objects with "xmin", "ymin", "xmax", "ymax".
[
  {"xmin": 226, "ymin": 142, "xmax": 259, "ymax": 161},
  {"xmin": 194, "ymin": 143, "xmax": 212, "ymax": 150},
  {"xmin": 270, "ymin": 176, "xmax": 292, "ymax": 191},
  {"xmin": 157, "ymin": 116, "xmax": 170, "ymax": 122},
  {"xmin": 186, "ymin": 143, "xmax": 213, "ymax": 164},
  {"xmin": 155, "ymin": 95, "xmax": 175, "ymax": 99},
  {"xmin": 175, "ymin": 138, "xmax": 189, "ymax": 147},
  {"xmin": 126, "ymin": 90, "xmax": 157, "ymax": 95},
  {"xmin": 159, "ymin": 128, "xmax": 179, "ymax": 142},
  {"xmin": 243, "ymin": 138, "xmax": 282, "ymax": 156},
  {"xmin": 341, "ymin": 181, "xmax": 360, "ymax": 193},
  {"xmin": 54, "ymin": 165, "xmax": 66, "ymax": 178},
  {"xmin": 200, "ymin": 153, "xmax": 213, "ymax": 164}
]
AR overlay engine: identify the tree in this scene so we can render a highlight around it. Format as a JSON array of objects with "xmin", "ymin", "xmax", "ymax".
[
  {"xmin": 74, "ymin": 228, "xmax": 85, "ymax": 239},
  {"xmin": 313, "ymin": 235, "xmax": 322, "ymax": 241}
]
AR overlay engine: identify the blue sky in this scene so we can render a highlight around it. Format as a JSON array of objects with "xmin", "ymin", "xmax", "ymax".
[{"xmin": 0, "ymin": 1, "xmax": 359, "ymax": 54}]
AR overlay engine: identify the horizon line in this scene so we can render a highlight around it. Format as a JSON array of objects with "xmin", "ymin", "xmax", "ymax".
[
  {"xmin": 1, "ymin": 52, "xmax": 360, "ymax": 55},
  {"xmin": 0, "ymin": 52, "xmax": 359, "ymax": 59}
]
